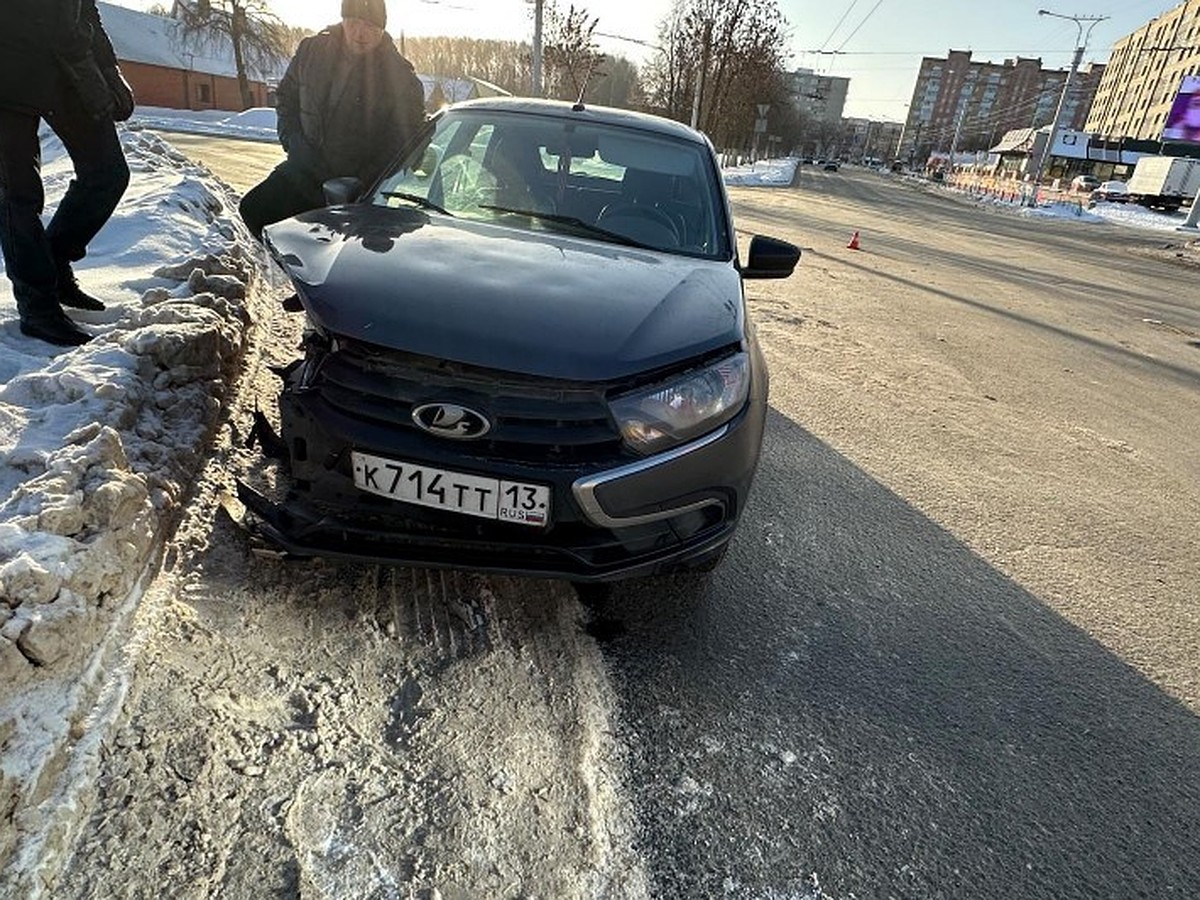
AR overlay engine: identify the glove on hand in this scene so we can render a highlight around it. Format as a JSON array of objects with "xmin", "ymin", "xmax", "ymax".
[{"xmin": 103, "ymin": 66, "xmax": 136, "ymax": 121}]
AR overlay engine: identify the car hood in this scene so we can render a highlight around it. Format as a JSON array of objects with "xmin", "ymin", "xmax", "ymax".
[{"xmin": 264, "ymin": 205, "xmax": 745, "ymax": 381}]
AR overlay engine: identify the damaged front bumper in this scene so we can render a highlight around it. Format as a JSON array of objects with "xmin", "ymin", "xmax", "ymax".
[{"xmin": 233, "ymin": 412, "xmax": 763, "ymax": 582}]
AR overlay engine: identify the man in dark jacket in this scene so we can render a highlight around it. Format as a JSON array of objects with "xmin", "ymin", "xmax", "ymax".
[
  {"xmin": 239, "ymin": 0, "xmax": 427, "ymax": 238},
  {"xmin": 0, "ymin": 0, "xmax": 134, "ymax": 347}
]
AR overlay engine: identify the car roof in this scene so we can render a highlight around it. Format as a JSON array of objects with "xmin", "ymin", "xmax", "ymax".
[{"xmin": 446, "ymin": 97, "xmax": 709, "ymax": 147}]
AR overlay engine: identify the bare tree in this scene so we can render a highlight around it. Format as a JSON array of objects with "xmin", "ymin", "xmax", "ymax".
[
  {"xmin": 402, "ymin": 37, "xmax": 533, "ymax": 97},
  {"xmin": 644, "ymin": 0, "xmax": 790, "ymax": 145},
  {"xmin": 542, "ymin": 4, "xmax": 605, "ymax": 103},
  {"xmin": 172, "ymin": 0, "xmax": 290, "ymax": 109},
  {"xmin": 586, "ymin": 56, "xmax": 642, "ymax": 109},
  {"xmin": 641, "ymin": 3, "xmax": 690, "ymax": 119}
]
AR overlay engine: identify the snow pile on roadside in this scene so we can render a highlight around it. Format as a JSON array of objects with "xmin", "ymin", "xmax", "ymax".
[
  {"xmin": 1016, "ymin": 200, "xmax": 1100, "ymax": 222},
  {"xmin": 723, "ymin": 157, "xmax": 799, "ymax": 187},
  {"xmin": 0, "ymin": 129, "xmax": 258, "ymax": 872},
  {"xmin": 1087, "ymin": 201, "xmax": 1195, "ymax": 232},
  {"xmin": 131, "ymin": 105, "xmax": 278, "ymax": 143},
  {"xmin": 935, "ymin": 179, "xmax": 1195, "ymax": 233}
]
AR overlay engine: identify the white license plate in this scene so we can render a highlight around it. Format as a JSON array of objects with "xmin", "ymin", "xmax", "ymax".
[{"xmin": 351, "ymin": 451, "xmax": 551, "ymax": 527}]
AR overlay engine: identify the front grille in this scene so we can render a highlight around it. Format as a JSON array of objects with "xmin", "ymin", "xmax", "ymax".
[{"xmin": 311, "ymin": 340, "xmax": 624, "ymax": 462}]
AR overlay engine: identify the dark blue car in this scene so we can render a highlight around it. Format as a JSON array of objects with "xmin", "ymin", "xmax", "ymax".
[{"xmin": 238, "ymin": 98, "xmax": 800, "ymax": 583}]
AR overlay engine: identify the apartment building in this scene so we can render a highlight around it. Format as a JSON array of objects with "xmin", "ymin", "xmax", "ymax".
[
  {"xmin": 841, "ymin": 118, "xmax": 904, "ymax": 162},
  {"xmin": 1085, "ymin": 0, "xmax": 1200, "ymax": 141},
  {"xmin": 789, "ymin": 69, "xmax": 850, "ymax": 126},
  {"xmin": 897, "ymin": 50, "xmax": 1104, "ymax": 164}
]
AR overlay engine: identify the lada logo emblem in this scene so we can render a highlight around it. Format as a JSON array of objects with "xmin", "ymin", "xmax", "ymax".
[{"xmin": 411, "ymin": 403, "xmax": 491, "ymax": 440}]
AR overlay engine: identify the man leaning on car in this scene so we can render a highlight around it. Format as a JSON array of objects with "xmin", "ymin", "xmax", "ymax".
[{"xmin": 238, "ymin": 0, "xmax": 426, "ymax": 238}]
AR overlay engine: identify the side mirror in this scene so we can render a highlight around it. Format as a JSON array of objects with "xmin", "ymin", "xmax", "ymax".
[
  {"xmin": 323, "ymin": 176, "xmax": 364, "ymax": 206},
  {"xmin": 742, "ymin": 235, "xmax": 801, "ymax": 279}
]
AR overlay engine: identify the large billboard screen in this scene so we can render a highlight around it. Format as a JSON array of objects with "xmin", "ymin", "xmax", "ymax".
[{"xmin": 1162, "ymin": 75, "xmax": 1200, "ymax": 144}]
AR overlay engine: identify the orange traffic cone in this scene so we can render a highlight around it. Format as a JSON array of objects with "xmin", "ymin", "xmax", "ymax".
[{"xmin": 847, "ymin": 230, "xmax": 861, "ymax": 250}]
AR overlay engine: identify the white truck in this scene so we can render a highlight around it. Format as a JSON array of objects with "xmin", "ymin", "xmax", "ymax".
[{"xmin": 1124, "ymin": 156, "xmax": 1200, "ymax": 213}]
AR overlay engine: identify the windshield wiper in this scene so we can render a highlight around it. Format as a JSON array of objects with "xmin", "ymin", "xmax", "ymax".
[
  {"xmin": 381, "ymin": 191, "xmax": 451, "ymax": 215},
  {"xmin": 477, "ymin": 204, "xmax": 651, "ymax": 249}
]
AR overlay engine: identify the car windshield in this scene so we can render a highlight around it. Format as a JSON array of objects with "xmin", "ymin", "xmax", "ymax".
[{"xmin": 373, "ymin": 107, "xmax": 731, "ymax": 259}]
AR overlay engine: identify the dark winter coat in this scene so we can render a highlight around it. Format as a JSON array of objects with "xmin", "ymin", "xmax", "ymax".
[
  {"xmin": 0, "ymin": 0, "xmax": 119, "ymax": 116},
  {"xmin": 275, "ymin": 25, "xmax": 426, "ymax": 187}
]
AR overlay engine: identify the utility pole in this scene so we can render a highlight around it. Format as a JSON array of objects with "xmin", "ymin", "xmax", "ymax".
[
  {"xmin": 1028, "ymin": 9, "xmax": 1107, "ymax": 196},
  {"xmin": 690, "ymin": 19, "xmax": 713, "ymax": 130},
  {"xmin": 529, "ymin": 0, "xmax": 544, "ymax": 97}
]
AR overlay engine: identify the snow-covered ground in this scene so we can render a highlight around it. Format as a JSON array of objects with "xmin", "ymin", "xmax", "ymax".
[
  {"xmin": 936, "ymin": 179, "xmax": 1197, "ymax": 232},
  {"xmin": 133, "ymin": 104, "xmax": 279, "ymax": 142},
  {"xmin": 0, "ymin": 122, "xmax": 260, "ymax": 878},
  {"xmin": 722, "ymin": 157, "xmax": 799, "ymax": 186},
  {"xmin": 2, "ymin": 107, "xmax": 1197, "ymax": 886}
]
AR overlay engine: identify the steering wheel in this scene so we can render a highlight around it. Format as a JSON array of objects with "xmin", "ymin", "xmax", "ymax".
[{"xmin": 596, "ymin": 202, "xmax": 682, "ymax": 246}]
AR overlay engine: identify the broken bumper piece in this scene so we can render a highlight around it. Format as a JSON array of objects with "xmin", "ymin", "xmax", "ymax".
[{"xmin": 232, "ymin": 479, "xmax": 734, "ymax": 582}]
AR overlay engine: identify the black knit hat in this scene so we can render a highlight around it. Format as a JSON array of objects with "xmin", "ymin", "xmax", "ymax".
[{"xmin": 341, "ymin": 0, "xmax": 386, "ymax": 29}]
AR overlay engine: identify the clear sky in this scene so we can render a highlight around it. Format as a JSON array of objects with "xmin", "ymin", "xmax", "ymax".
[{"xmin": 105, "ymin": 0, "xmax": 1186, "ymax": 121}]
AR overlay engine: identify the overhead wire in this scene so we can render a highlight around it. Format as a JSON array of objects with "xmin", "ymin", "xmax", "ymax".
[
  {"xmin": 816, "ymin": 0, "xmax": 861, "ymax": 53},
  {"xmin": 834, "ymin": 0, "xmax": 886, "ymax": 54}
]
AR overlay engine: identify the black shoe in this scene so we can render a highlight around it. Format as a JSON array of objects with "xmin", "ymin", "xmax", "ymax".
[
  {"xmin": 56, "ymin": 264, "xmax": 107, "ymax": 311},
  {"xmin": 20, "ymin": 308, "xmax": 92, "ymax": 346}
]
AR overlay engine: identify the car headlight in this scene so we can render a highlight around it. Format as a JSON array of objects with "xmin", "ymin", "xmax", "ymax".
[{"xmin": 610, "ymin": 353, "xmax": 750, "ymax": 455}]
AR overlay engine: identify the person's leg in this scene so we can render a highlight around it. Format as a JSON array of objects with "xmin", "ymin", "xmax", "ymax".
[
  {"xmin": 43, "ymin": 98, "xmax": 130, "ymax": 311},
  {"xmin": 239, "ymin": 160, "xmax": 325, "ymax": 240},
  {"xmin": 0, "ymin": 108, "xmax": 88, "ymax": 345},
  {"xmin": 43, "ymin": 103, "xmax": 130, "ymax": 265},
  {"xmin": 0, "ymin": 108, "xmax": 58, "ymax": 304}
]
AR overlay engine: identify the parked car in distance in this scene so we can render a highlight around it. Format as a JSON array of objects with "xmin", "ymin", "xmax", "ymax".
[
  {"xmin": 1091, "ymin": 180, "xmax": 1129, "ymax": 203},
  {"xmin": 823, "ymin": 160, "xmax": 840, "ymax": 171},
  {"xmin": 1070, "ymin": 174, "xmax": 1101, "ymax": 193},
  {"xmin": 240, "ymin": 98, "xmax": 802, "ymax": 584}
]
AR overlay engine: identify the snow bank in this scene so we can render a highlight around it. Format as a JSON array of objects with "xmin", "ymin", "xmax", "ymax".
[
  {"xmin": 937, "ymin": 180, "xmax": 1194, "ymax": 232},
  {"xmin": 131, "ymin": 105, "xmax": 278, "ymax": 143},
  {"xmin": 0, "ymin": 129, "xmax": 259, "ymax": 873},
  {"xmin": 723, "ymin": 157, "xmax": 799, "ymax": 187}
]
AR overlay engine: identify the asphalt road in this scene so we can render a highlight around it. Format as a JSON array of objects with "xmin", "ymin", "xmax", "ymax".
[
  {"xmin": 155, "ymin": 130, "xmax": 284, "ymax": 194},
  {"xmin": 153, "ymin": 139, "xmax": 1200, "ymax": 898},
  {"xmin": 594, "ymin": 166, "xmax": 1200, "ymax": 898}
]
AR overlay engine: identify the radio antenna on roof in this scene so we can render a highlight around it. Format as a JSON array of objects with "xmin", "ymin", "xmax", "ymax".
[{"xmin": 573, "ymin": 54, "xmax": 606, "ymax": 111}]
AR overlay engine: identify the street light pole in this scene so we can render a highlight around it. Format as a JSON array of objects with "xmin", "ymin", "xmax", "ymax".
[
  {"xmin": 1028, "ymin": 9, "xmax": 1107, "ymax": 195},
  {"xmin": 947, "ymin": 101, "xmax": 969, "ymax": 176}
]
